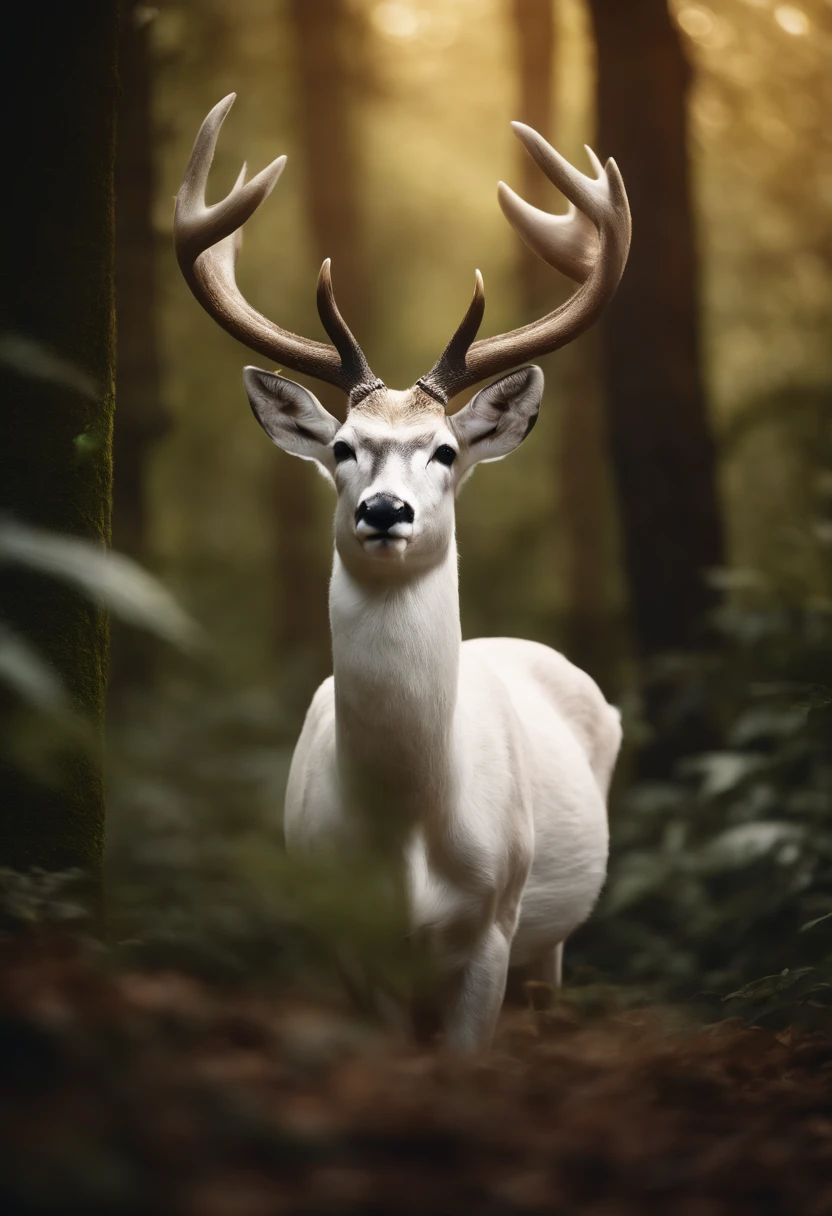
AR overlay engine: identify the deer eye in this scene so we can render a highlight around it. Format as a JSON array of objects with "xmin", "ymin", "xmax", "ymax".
[
  {"xmin": 433, "ymin": 444, "xmax": 457, "ymax": 467},
  {"xmin": 333, "ymin": 441, "xmax": 355, "ymax": 464}
]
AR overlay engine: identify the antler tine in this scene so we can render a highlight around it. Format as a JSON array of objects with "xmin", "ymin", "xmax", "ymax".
[
  {"xmin": 174, "ymin": 95, "xmax": 379, "ymax": 399},
  {"xmin": 422, "ymin": 123, "xmax": 631, "ymax": 403},
  {"xmin": 175, "ymin": 96, "xmax": 286, "ymax": 273},
  {"xmin": 417, "ymin": 271, "xmax": 485, "ymax": 404},
  {"xmin": 496, "ymin": 188, "xmax": 599, "ymax": 284},
  {"xmin": 511, "ymin": 123, "xmax": 609, "ymax": 224},
  {"xmin": 317, "ymin": 259, "xmax": 383, "ymax": 403}
]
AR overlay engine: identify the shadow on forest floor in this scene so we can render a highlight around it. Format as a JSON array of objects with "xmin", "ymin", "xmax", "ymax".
[{"xmin": 1, "ymin": 930, "xmax": 832, "ymax": 1215}]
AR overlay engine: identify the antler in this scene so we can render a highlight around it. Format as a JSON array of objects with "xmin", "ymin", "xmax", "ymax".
[
  {"xmin": 174, "ymin": 95, "xmax": 382, "ymax": 401},
  {"xmin": 417, "ymin": 123, "xmax": 631, "ymax": 404}
]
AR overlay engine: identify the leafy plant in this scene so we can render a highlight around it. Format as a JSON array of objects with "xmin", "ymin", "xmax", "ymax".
[
  {"xmin": 576, "ymin": 569, "xmax": 832, "ymax": 1005},
  {"xmin": 0, "ymin": 867, "xmax": 90, "ymax": 933},
  {"xmin": 0, "ymin": 516, "xmax": 200, "ymax": 776}
]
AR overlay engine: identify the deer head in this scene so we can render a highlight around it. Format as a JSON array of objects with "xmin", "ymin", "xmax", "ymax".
[{"xmin": 175, "ymin": 95, "xmax": 631, "ymax": 582}]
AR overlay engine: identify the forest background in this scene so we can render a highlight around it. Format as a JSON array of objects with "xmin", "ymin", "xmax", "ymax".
[{"xmin": 1, "ymin": 0, "xmax": 831, "ymax": 1012}]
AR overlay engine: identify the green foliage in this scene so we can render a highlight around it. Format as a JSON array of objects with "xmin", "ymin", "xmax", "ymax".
[
  {"xmin": 0, "ymin": 867, "xmax": 90, "ymax": 933},
  {"xmin": 578, "ymin": 567, "xmax": 832, "ymax": 1005},
  {"xmin": 0, "ymin": 518, "xmax": 199, "ymax": 781},
  {"xmin": 106, "ymin": 682, "xmax": 428, "ymax": 1003},
  {"xmin": 0, "ymin": 519, "xmax": 199, "ymax": 655},
  {"xmin": 719, "ymin": 965, "xmax": 832, "ymax": 1033},
  {"xmin": 566, "ymin": 373, "xmax": 832, "ymax": 1019}
]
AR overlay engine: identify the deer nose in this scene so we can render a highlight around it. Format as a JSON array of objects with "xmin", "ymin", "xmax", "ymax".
[{"xmin": 356, "ymin": 494, "xmax": 414, "ymax": 533}]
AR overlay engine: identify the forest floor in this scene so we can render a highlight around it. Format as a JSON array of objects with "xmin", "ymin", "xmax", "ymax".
[{"xmin": 1, "ymin": 932, "xmax": 832, "ymax": 1215}]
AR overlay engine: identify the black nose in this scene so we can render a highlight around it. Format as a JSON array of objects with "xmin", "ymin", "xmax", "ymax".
[{"xmin": 356, "ymin": 493, "xmax": 414, "ymax": 532}]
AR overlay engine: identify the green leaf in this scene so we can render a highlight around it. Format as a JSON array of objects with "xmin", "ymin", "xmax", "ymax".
[
  {"xmin": 696, "ymin": 822, "xmax": 804, "ymax": 875},
  {"xmin": 724, "ymin": 967, "xmax": 814, "ymax": 1002},
  {"xmin": 0, "ymin": 332, "xmax": 98, "ymax": 398},
  {"xmin": 729, "ymin": 703, "xmax": 807, "ymax": 745},
  {"xmin": 0, "ymin": 519, "xmax": 201, "ymax": 651},
  {"xmin": 0, "ymin": 623, "xmax": 68, "ymax": 712},
  {"xmin": 73, "ymin": 428, "xmax": 103, "ymax": 457},
  {"xmin": 683, "ymin": 751, "xmax": 767, "ymax": 797}
]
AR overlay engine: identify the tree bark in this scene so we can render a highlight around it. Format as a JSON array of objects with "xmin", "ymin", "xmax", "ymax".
[
  {"xmin": 0, "ymin": 2, "xmax": 119, "ymax": 871},
  {"xmin": 281, "ymin": 0, "xmax": 371, "ymax": 705},
  {"xmin": 586, "ymin": 0, "xmax": 723, "ymax": 660},
  {"xmin": 288, "ymin": 0, "xmax": 371, "ymax": 346},
  {"xmin": 558, "ymin": 331, "xmax": 612, "ymax": 676},
  {"xmin": 110, "ymin": 0, "xmax": 169, "ymax": 697}
]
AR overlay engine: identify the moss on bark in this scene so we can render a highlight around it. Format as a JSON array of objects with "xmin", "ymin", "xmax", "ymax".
[{"xmin": 0, "ymin": 2, "xmax": 119, "ymax": 871}]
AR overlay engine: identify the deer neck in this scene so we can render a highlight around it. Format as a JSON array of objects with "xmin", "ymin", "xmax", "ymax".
[{"xmin": 329, "ymin": 541, "xmax": 461, "ymax": 831}]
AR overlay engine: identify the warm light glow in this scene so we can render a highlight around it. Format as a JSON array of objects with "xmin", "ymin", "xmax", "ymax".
[
  {"xmin": 420, "ymin": 10, "xmax": 460, "ymax": 49},
  {"xmin": 676, "ymin": 5, "xmax": 716, "ymax": 40},
  {"xmin": 696, "ymin": 93, "xmax": 729, "ymax": 131},
  {"xmin": 371, "ymin": 2, "xmax": 421, "ymax": 40},
  {"xmin": 774, "ymin": 5, "xmax": 809, "ymax": 34}
]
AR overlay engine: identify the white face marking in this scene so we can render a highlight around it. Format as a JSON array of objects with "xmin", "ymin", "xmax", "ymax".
[
  {"xmin": 244, "ymin": 370, "xmax": 545, "ymax": 584},
  {"xmin": 330, "ymin": 408, "xmax": 460, "ymax": 577}
]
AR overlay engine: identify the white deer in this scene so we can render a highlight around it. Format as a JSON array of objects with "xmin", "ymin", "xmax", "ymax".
[{"xmin": 175, "ymin": 96, "xmax": 631, "ymax": 1051}]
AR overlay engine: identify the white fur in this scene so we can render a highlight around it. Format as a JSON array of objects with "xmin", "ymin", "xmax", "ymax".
[{"xmin": 249, "ymin": 366, "xmax": 622, "ymax": 1052}]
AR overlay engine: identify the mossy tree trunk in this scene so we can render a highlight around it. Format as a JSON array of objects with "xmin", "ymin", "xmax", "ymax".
[
  {"xmin": 586, "ymin": 0, "xmax": 723, "ymax": 662},
  {"xmin": 110, "ymin": 0, "xmax": 169, "ymax": 699},
  {"xmin": 0, "ymin": 3, "xmax": 119, "ymax": 871}
]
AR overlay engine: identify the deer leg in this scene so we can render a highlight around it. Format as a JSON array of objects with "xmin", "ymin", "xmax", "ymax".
[
  {"xmin": 541, "ymin": 941, "xmax": 564, "ymax": 989},
  {"xmin": 522, "ymin": 942, "xmax": 564, "ymax": 1011},
  {"xmin": 441, "ymin": 924, "xmax": 511, "ymax": 1053}
]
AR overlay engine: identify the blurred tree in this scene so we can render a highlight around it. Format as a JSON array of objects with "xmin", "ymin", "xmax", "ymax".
[
  {"xmin": 289, "ymin": 0, "xmax": 371, "ymax": 340},
  {"xmin": 281, "ymin": 0, "xmax": 373, "ymax": 704},
  {"xmin": 111, "ymin": 0, "xmax": 170, "ymax": 697},
  {"xmin": 508, "ymin": 0, "xmax": 611, "ymax": 682},
  {"xmin": 509, "ymin": 0, "xmax": 557, "ymax": 314},
  {"xmin": 0, "ymin": 2, "xmax": 118, "ymax": 870},
  {"xmin": 558, "ymin": 333, "xmax": 611, "ymax": 677},
  {"xmin": 586, "ymin": 0, "xmax": 723, "ymax": 664}
]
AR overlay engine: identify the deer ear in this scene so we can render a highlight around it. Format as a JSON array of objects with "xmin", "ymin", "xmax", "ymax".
[
  {"xmin": 450, "ymin": 365, "xmax": 543, "ymax": 467},
  {"xmin": 243, "ymin": 367, "xmax": 340, "ymax": 461}
]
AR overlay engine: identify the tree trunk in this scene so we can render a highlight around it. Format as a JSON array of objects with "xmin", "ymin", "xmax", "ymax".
[
  {"xmin": 288, "ymin": 0, "xmax": 371, "ymax": 346},
  {"xmin": 586, "ymin": 0, "xmax": 723, "ymax": 660},
  {"xmin": 0, "ymin": 2, "xmax": 119, "ymax": 871},
  {"xmin": 508, "ymin": 0, "xmax": 610, "ymax": 681},
  {"xmin": 110, "ymin": 0, "xmax": 169, "ymax": 697},
  {"xmin": 558, "ymin": 331, "xmax": 612, "ymax": 676},
  {"xmin": 281, "ymin": 0, "xmax": 371, "ymax": 707}
]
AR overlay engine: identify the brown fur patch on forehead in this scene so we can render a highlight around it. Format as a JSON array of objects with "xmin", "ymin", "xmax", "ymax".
[{"xmin": 349, "ymin": 385, "xmax": 445, "ymax": 424}]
